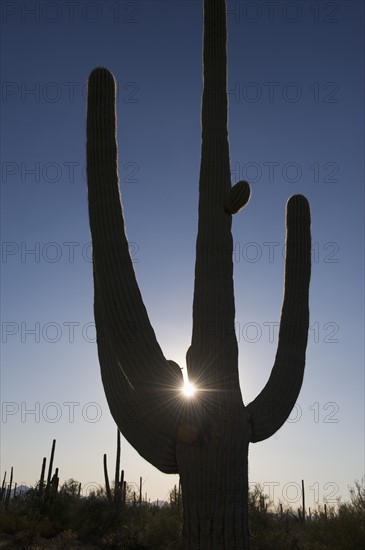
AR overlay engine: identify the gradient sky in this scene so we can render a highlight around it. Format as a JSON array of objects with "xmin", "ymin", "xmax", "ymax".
[{"xmin": 1, "ymin": 0, "xmax": 364, "ymax": 510}]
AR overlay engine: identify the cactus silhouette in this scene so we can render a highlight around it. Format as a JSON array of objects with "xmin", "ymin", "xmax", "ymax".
[{"xmin": 86, "ymin": 0, "xmax": 311, "ymax": 547}]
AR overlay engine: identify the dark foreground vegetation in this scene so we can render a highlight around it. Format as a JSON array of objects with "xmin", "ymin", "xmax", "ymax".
[
  {"xmin": 1, "ymin": 438, "xmax": 363, "ymax": 548},
  {"xmin": 0, "ymin": 479, "xmax": 364, "ymax": 550}
]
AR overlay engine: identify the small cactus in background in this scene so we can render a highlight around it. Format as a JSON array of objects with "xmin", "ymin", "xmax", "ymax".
[
  {"xmin": 103, "ymin": 428, "xmax": 127, "ymax": 510},
  {"xmin": 1, "ymin": 471, "xmax": 6, "ymax": 502},
  {"xmin": 44, "ymin": 439, "xmax": 56, "ymax": 501},
  {"xmin": 302, "ymin": 479, "xmax": 306, "ymax": 525},
  {"xmin": 38, "ymin": 456, "xmax": 46, "ymax": 497},
  {"xmin": 114, "ymin": 429, "xmax": 121, "ymax": 507},
  {"xmin": 34, "ymin": 439, "xmax": 58, "ymax": 504},
  {"xmin": 86, "ymin": 0, "xmax": 311, "ymax": 547},
  {"xmin": 103, "ymin": 453, "xmax": 112, "ymax": 503},
  {"xmin": 4, "ymin": 467, "xmax": 13, "ymax": 509}
]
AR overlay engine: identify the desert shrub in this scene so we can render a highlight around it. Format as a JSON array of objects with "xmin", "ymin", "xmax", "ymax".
[
  {"xmin": 1, "ymin": 480, "xmax": 364, "ymax": 548},
  {"xmin": 135, "ymin": 505, "xmax": 182, "ymax": 549},
  {"xmin": 52, "ymin": 529, "xmax": 78, "ymax": 549}
]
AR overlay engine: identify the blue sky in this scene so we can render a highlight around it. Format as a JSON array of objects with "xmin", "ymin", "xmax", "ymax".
[{"xmin": 1, "ymin": 0, "xmax": 364, "ymax": 509}]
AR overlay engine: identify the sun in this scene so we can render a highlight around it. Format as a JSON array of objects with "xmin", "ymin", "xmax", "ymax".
[{"xmin": 182, "ymin": 381, "xmax": 196, "ymax": 398}]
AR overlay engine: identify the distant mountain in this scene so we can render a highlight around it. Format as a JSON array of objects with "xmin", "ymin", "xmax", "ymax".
[
  {"xmin": 11, "ymin": 484, "xmax": 31, "ymax": 497},
  {"xmin": 5, "ymin": 485, "xmax": 31, "ymax": 498},
  {"xmin": 149, "ymin": 500, "xmax": 169, "ymax": 508}
]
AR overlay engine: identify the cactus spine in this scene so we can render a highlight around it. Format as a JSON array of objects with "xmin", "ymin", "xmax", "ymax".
[{"xmin": 86, "ymin": 0, "xmax": 311, "ymax": 547}]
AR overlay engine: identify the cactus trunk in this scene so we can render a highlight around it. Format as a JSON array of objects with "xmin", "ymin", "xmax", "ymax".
[
  {"xmin": 86, "ymin": 0, "xmax": 311, "ymax": 547},
  {"xmin": 175, "ymin": 7, "xmax": 251, "ymax": 542},
  {"xmin": 178, "ymin": 422, "xmax": 249, "ymax": 548}
]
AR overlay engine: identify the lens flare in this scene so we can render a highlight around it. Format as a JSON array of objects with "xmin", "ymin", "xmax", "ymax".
[{"xmin": 182, "ymin": 381, "xmax": 196, "ymax": 398}]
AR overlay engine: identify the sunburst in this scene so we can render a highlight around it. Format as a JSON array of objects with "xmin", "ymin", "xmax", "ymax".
[{"xmin": 182, "ymin": 381, "xmax": 196, "ymax": 398}]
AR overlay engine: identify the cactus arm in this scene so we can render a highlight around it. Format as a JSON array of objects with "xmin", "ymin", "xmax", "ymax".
[
  {"xmin": 246, "ymin": 195, "xmax": 311, "ymax": 442},
  {"xmin": 94, "ymin": 296, "xmax": 181, "ymax": 472},
  {"xmin": 187, "ymin": 0, "xmax": 250, "ymax": 394},
  {"xmin": 87, "ymin": 68, "xmax": 171, "ymax": 386},
  {"xmin": 87, "ymin": 68, "xmax": 182, "ymax": 473}
]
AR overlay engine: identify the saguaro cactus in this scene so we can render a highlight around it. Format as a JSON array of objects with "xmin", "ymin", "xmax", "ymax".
[{"xmin": 86, "ymin": 1, "xmax": 311, "ymax": 547}]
